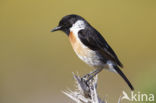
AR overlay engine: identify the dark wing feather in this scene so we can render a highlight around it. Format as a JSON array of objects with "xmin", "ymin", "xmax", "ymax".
[{"xmin": 78, "ymin": 28, "xmax": 123, "ymax": 67}]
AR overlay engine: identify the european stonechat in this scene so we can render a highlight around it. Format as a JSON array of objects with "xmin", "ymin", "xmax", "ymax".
[{"xmin": 51, "ymin": 14, "xmax": 134, "ymax": 90}]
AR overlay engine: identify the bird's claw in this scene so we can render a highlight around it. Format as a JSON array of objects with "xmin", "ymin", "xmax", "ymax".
[{"xmin": 82, "ymin": 73, "xmax": 90, "ymax": 79}]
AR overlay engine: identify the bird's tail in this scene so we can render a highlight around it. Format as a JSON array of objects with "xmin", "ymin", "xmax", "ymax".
[{"xmin": 113, "ymin": 65, "xmax": 134, "ymax": 91}]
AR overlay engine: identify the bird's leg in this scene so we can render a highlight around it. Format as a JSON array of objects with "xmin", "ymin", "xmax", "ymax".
[
  {"xmin": 82, "ymin": 69, "xmax": 98, "ymax": 79},
  {"xmin": 86, "ymin": 68, "xmax": 103, "ymax": 83}
]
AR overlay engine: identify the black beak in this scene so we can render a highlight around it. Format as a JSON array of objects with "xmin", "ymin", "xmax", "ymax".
[{"xmin": 51, "ymin": 26, "xmax": 62, "ymax": 32}]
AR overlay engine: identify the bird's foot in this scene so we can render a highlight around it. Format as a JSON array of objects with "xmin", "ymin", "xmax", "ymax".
[
  {"xmin": 81, "ymin": 74, "xmax": 94, "ymax": 86},
  {"xmin": 82, "ymin": 73, "xmax": 90, "ymax": 79}
]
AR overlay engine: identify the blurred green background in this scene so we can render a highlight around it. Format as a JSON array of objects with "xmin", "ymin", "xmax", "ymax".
[{"xmin": 0, "ymin": 0, "xmax": 156, "ymax": 103}]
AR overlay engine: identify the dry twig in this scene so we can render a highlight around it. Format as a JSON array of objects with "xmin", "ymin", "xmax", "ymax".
[{"xmin": 63, "ymin": 73, "xmax": 122, "ymax": 103}]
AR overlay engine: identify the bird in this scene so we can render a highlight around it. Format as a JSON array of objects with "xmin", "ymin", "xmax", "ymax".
[{"xmin": 51, "ymin": 14, "xmax": 134, "ymax": 90}]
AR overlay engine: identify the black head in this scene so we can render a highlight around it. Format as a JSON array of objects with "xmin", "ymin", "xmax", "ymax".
[{"xmin": 51, "ymin": 14, "xmax": 85, "ymax": 35}]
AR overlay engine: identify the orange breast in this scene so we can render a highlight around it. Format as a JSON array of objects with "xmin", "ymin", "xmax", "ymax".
[
  {"xmin": 69, "ymin": 32, "xmax": 88, "ymax": 57},
  {"xmin": 69, "ymin": 32, "xmax": 76, "ymax": 46},
  {"xmin": 69, "ymin": 32, "xmax": 103, "ymax": 68}
]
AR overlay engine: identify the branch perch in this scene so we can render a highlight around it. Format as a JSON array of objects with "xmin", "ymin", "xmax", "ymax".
[
  {"xmin": 63, "ymin": 73, "xmax": 106, "ymax": 103},
  {"xmin": 63, "ymin": 73, "xmax": 122, "ymax": 103}
]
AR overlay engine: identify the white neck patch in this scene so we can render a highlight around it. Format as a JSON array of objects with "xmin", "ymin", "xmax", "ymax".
[{"xmin": 70, "ymin": 20, "xmax": 85, "ymax": 35}]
